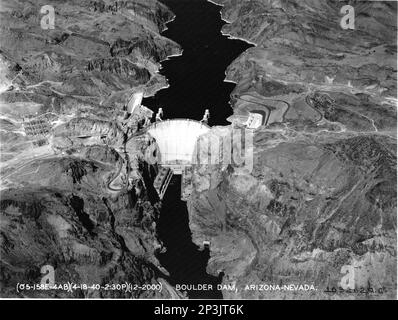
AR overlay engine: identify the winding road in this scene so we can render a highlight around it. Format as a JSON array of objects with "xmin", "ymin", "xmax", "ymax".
[{"xmin": 232, "ymin": 93, "xmax": 291, "ymax": 125}]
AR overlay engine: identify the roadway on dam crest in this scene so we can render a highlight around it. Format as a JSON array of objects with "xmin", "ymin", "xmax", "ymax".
[
  {"xmin": 140, "ymin": 0, "xmax": 254, "ymax": 299},
  {"xmin": 145, "ymin": 119, "xmax": 210, "ymax": 166}
]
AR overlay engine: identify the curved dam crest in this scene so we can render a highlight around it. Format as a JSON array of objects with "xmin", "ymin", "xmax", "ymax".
[{"xmin": 144, "ymin": 0, "xmax": 253, "ymax": 299}]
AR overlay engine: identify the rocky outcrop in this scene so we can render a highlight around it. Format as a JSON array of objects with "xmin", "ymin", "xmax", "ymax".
[
  {"xmin": 189, "ymin": 130, "xmax": 396, "ymax": 299},
  {"xmin": 0, "ymin": 0, "xmax": 396, "ymax": 300},
  {"xmin": 0, "ymin": 0, "xmax": 181, "ymax": 133},
  {"xmin": 0, "ymin": 144, "xmax": 181, "ymax": 298},
  {"xmin": 186, "ymin": 0, "xmax": 397, "ymax": 299},
  {"xmin": 0, "ymin": 0, "xmax": 181, "ymax": 298},
  {"xmin": 218, "ymin": 0, "xmax": 396, "ymax": 95},
  {"xmin": 51, "ymin": 117, "xmax": 126, "ymax": 149}
]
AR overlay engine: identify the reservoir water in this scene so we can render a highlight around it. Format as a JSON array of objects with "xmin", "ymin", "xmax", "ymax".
[
  {"xmin": 143, "ymin": 0, "xmax": 253, "ymax": 125},
  {"xmin": 149, "ymin": 0, "xmax": 252, "ymax": 299}
]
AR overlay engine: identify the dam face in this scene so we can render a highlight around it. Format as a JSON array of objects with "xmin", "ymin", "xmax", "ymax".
[
  {"xmin": 146, "ymin": 119, "xmax": 210, "ymax": 166},
  {"xmin": 145, "ymin": 0, "xmax": 252, "ymax": 299}
]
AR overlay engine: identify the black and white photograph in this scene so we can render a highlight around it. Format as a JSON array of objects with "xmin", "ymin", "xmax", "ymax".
[{"xmin": 0, "ymin": 0, "xmax": 396, "ymax": 306}]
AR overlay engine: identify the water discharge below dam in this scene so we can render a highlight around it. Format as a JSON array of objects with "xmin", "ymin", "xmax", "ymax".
[
  {"xmin": 146, "ymin": 0, "xmax": 253, "ymax": 299},
  {"xmin": 157, "ymin": 176, "xmax": 223, "ymax": 299}
]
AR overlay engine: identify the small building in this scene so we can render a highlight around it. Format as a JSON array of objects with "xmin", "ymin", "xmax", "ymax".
[{"xmin": 245, "ymin": 112, "xmax": 263, "ymax": 129}]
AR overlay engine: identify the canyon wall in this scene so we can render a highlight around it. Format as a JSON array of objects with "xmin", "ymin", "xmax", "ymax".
[
  {"xmin": 0, "ymin": 0, "xmax": 181, "ymax": 298},
  {"xmin": 187, "ymin": 0, "xmax": 397, "ymax": 299}
]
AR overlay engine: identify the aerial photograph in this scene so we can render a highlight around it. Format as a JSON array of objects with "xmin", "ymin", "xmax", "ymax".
[{"xmin": 0, "ymin": 0, "xmax": 396, "ymax": 305}]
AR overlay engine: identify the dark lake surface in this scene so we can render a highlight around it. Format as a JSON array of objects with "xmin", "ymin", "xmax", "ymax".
[
  {"xmin": 150, "ymin": 0, "xmax": 252, "ymax": 299},
  {"xmin": 143, "ymin": 0, "xmax": 253, "ymax": 126}
]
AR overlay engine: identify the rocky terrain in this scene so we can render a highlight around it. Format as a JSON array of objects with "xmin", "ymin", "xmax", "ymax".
[
  {"xmin": 0, "ymin": 0, "xmax": 181, "ymax": 298},
  {"xmin": 188, "ymin": 0, "xmax": 397, "ymax": 299},
  {"xmin": 0, "ymin": 0, "xmax": 396, "ymax": 300}
]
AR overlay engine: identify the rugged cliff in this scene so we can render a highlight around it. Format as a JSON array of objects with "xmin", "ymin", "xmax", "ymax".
[
  {"xmin": 0, "ymin": 0, "xmax": 396, "ymax": 300},
  {"xmin": 0, "ymin": 0, "xmax": 181, "ymax": 298},
  {"xmin": 188, "ymin": 0, "xmax": 397, "ymax": 299}
]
